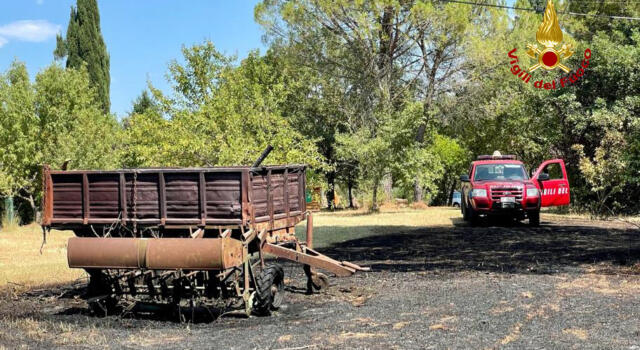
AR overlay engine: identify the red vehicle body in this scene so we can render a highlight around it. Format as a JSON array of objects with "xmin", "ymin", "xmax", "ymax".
[{"xmin": 459, "ymin": 154, "xmax": 570, "ymax": 226}]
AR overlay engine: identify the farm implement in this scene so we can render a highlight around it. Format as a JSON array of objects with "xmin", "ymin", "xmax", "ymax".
[{"xmin": 41, "ymin": 147, "xmax": 366, "ymax": 317}]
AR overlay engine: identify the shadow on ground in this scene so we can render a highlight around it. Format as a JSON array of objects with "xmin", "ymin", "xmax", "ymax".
[
  {"xmin": 317, "ymin": 219, "xmax": 640, "ymax": 274},
  {"xmin": 7, "ymin": 216, "xmax": 639, "ymax": 326}
]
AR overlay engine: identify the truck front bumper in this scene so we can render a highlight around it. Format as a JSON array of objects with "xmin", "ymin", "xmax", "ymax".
[{"xmin": 471, "ymin": 196, "xmax": 539, "ymax": 215}]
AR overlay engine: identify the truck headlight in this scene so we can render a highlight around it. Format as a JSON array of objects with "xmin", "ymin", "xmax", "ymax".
[
  {"xmin": 471, "ymin": 189, "xmax": 487, "ymax": 198},
  {"xmin": 526, "ymin": 188, "xmax": 539, "ymax": 197}
]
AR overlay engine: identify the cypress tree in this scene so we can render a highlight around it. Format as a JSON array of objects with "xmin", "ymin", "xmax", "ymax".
[
  {"xmin": 131, "ymin": 90, "xmax": 157, "ymax": 115},
  {"xmin": 54, "ymin": 0, "xmax": 110, "ymax": 114}
]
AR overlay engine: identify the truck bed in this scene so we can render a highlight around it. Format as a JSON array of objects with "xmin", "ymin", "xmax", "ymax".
[{"xmin": 41, "ymin": 165, "xmax": 307, "ymax": 231}]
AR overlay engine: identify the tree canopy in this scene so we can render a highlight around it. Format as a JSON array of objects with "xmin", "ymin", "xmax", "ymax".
[
  {"xmin": 55, "ymin": 0, "xmax": 111, "ymax": 114},
  {"xmin": 2, "ymin": 0, "xmax": 640, "ymax": 221}
]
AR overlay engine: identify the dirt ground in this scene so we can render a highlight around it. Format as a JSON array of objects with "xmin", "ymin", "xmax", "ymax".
[{"xmin": 1, "ymin": 209, "xmax": 639, "ymax": 349}]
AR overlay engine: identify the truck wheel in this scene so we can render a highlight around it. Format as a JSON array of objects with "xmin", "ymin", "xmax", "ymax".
[
  {"xmin": 253, "ymin": 264, "xmax": 285, "ymax": 316},
  {"xmin": 464, "ymin": 201, "xmax": 478, "ymax": 226},
  {"xmin": 529, "ymin": 210, "xmax": 540, "ymax": 226},
  {"xmin": 468, "ymin": 206, "xmax": 479, "ymax": 226},
  {"xmin": 462, "ymin": 201, "xmax": 470, "ymax": 221}
]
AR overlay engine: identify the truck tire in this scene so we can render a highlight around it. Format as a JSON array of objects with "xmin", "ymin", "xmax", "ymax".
[
  {"xmin": 253, "ymin": 264, "xmax": 285, "ymax": 316},
  {"xmin": 462, "ymin": 199, "xmax": 470, "ymax": 221},
  {"xmin": 464, "ymin": 200, "xmax": 478, "ymax": 226},
  {"xmin": 468, "ymin": 206, "xmax": 479, "ymax": 226},
  {"xmin": 529, "ymin": 210, "xmax": 540, "ymax": 226}
]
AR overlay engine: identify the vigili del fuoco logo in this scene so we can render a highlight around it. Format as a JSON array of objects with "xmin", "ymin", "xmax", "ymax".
[{"xmin": 508, "ymin": 0, "xmax": 591, "ymax": 90}]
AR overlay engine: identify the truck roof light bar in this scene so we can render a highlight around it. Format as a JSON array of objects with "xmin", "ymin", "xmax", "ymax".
[{"xmin": 477, "ymin": 155, "xmax": 518, "ymax": 160}]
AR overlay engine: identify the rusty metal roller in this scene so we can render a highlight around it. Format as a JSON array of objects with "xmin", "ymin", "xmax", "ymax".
[{"xmin": 67, "ymin": 237, "xmax": 245, "ymax": 270}]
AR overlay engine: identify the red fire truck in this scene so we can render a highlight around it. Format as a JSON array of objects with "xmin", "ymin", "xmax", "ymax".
[{"xmin": 459, "ymin": 152, "xmax": 570, "ymax": 226}]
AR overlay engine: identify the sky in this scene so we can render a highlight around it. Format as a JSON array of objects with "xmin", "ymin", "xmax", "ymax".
[{"xmin": 0, "ymin": 0, "xmax": 265, "ymax": 118}]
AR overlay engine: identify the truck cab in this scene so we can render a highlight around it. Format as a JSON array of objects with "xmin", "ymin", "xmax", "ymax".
[{"xmin": 459, "ymin": 152, "xmax": 570, "ymax": 226}]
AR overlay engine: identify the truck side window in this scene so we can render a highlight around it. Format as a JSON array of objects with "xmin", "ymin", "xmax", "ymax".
[{"xmin": 543, "ymin": 163, "xmax": 564, "ymax": 180}]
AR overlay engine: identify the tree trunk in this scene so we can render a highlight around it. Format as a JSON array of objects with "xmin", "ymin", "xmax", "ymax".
[
  {"xmin": 27, "ymin": 194, "xmax": 40, "ymax": 223},
  {"xmin": 3, "ymin": 196, "xmax": 15, "ymax": 224},
  {"xmin": 413, "ymin": 180, "xmax": 423, "ymax": 202},
  {"xmin": 448, "ymin": 180, "xmax": 457, "ymax": 206},
  {"xmin": 326, "ymin": 172, "xmax": 335, "ymax": 210},
  {"xmin": 382, "ymin": 174, "xmax": 393, "ymax": 201},
  {"xmin": 348, "ymin": 181, "xmax": 354, "ymax": 209},
  {"xmin": 412, "ymin": 43, "xmax": 443, "ymax": 202},
  {"xmin": 371, "ymin": 179, "xmax": 380, "ymax": 212}
]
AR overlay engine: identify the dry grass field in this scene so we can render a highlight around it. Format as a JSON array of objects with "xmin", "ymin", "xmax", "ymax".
[
  {"xmin": 0, "ymin": 207, "xmax": 459, "ymax": 291},
  {"xmin": 0, "ymin": 225, "xmax": 84, "ymax": 290}
]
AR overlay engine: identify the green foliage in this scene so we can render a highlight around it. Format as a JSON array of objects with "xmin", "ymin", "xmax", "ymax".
[
  {"xmin": 130, "ymin": 90, "xmax": 158, "ymax": 116},
  {"xmin": 34, "ymin": 64, "xmax": 120, "ymax": 170},
  {"xmin": 572, "ymin": 130, "xmax": 627, "ymax": 217},
  {"xmin": 55, "ymin": 0, "xmax": 110, "ymax": 113},
  {"xmin": 121, "ymin": 41, "xmax": 322, "ymax": 170},
  {"xmin": 256, "ymin": 0, "xmax": 488, "ymax": 205},
  {"xmin": 2, "ymin": 0, "xmax": 639, "ymax": 218},
  {"xmin": 0, "ymin": 61, "xmax": 36, "ymax": 198},
  {"xmin": 0, "ymin": 61, "xmax": 118, "ymax": 217},
  {"xmin": 430, "ymin": 134, "xmax": 470, "ymax": 205}
]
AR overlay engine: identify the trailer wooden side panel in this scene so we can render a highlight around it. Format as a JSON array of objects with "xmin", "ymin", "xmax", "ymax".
[{"xmin": 42, "ymin": 165, "xmax": 306, "ymax": 230}]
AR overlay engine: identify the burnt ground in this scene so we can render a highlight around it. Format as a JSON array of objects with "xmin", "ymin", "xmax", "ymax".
[{"xmin": 1, "ymin": 215, "xmax": 640, "ymax": 349}]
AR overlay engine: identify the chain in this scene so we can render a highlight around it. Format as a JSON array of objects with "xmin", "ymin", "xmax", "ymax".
[{"xmin": 132, "ymin": 171, "xmax": 138, "ymax": 236}]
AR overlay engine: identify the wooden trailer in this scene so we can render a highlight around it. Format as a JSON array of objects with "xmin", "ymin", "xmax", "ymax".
[{"xmin": 41, "ymin": 154, "xmax": 366, "ymax": 317}]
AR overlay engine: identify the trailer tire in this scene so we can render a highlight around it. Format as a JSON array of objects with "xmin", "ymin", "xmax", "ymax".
[
  {"xmin": 311, "ymin": 272, "xmax": 329, "ymax": 291},
  {"xmin": 86, "ymin": 270, "xmax": 118, "ymax": 316},
  {"xmin": 253, "ymin": 264, "xmax": 285, "ymax": 316}
]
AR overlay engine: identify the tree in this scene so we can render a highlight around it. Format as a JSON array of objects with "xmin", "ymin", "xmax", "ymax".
[
  {"xmin": 0, "ymin": 61, "xmax": 36, "ymax": 223},
  {"xmin": 130, "ymin": 90, "xmax": 158, "ymax": 116},
  {"xmin": 256, "ymin": 0, "xmax": 501, "ymax": 207},
  {"xmin": 408, "ymin": 1, "xmax": 492, "ymax": 201},
  {"xmin": 430, "ymin": 134, "xmax": 469, "ymax": 205},
  {"xmin": 55, "ymin": 0, "xmax": 110, "ymax": 113},
  {"xmin": 257, "ymin": 0, "xmax": 419, "ymax": 209},
  {"xmin": 573, "ymin": 131, "xmax": 627, "ymax": 218},
  {"xmin": 121, "ymin": 41, "xmax": 322, "ymax": 169},
  {"xmin": 0, "ymin": 61, "xmax": 119, "ymax": 220}
]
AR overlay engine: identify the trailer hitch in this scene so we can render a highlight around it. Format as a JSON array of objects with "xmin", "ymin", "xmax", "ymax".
[
  {"xmin": 260, "ymin": 212, "xmax": 369, "ymax": 292},
  {"xmin": 262, "ymin": 242, "xmax": 368, "ymax": 277}
]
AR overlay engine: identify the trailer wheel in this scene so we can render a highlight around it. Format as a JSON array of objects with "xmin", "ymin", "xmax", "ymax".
[
  {"xmin": 253, "ymin": 264, "xmax": 285, "ymax": 316},
  {"xmin": 86, "ymin": 271, "xmax": 118, "ymax": 316},
  {"xmin": 311, "ymin": 272, "xmax": 329, "ymax": 291}
]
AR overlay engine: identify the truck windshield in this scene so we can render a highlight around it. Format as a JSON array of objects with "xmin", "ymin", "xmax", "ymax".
[{"xmin": 474, "ymin": 164, "xmax": 527, "ymax": 181}]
